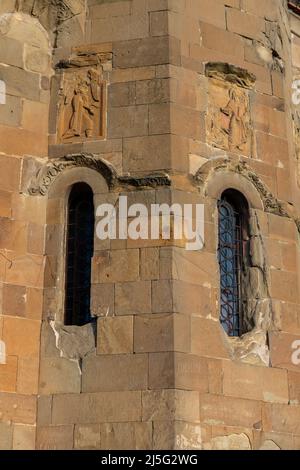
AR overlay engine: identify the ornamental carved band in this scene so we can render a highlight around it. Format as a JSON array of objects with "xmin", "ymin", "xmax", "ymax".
[{"xmin": 58, "ymin": 66, "xmax": 106, "ymax": 143}]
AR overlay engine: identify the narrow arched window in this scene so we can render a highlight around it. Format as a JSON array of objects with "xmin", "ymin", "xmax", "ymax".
[
  {"xmin": 218, "ymin": 189, "xmax": 249, "ymax": 337},
  {"xmin": 65, "ymin": 183, "xmax": 94, "ymax": 326}
]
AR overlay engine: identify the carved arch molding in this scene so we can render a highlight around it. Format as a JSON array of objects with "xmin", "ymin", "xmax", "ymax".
[
  {"xmin": 194, "ymin": 157, "xmax": 300, "ymax": 233},
  {"xmin": 27, "ymin": 153, "xmax": 300, "ymax": 234},
  {"xmin": 14, "ymin": 0, "xmax": 86, "ymax": 46},
  {"xmin": 27, "ymin": 153, "xmax": 171, "ymax": 195}
]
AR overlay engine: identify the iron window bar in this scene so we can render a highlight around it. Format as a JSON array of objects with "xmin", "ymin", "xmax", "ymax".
[{"xmin": 218, "ymin": 198, "xmax": 243, "ymax": 337}]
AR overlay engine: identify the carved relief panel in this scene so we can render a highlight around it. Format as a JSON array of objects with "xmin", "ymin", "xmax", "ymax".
[
  {"xmin": 205, "ymin": 63, "xmax": 255, "ymax": 157},
  {"xmin": 56, "ymin": 46, "xmax": 111, "ymax": 144}
]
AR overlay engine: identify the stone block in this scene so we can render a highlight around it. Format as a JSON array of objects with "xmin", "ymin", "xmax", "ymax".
[
  {"xmin": 256, "ymin": 132, "xmax": 289, "ymax": 168},
  {"xmin": 123, "ymin": 134, "xmax": 171, "ymax": 172},
  {"xmin": 3, "ymin": 317, "xmax": 40, "ymax": 357},
  {"xmin": 149, "ymin": 352, "xmax": 208, "ymax": 391},
  {"xmin": 37, "ymin": 395, "xmax": 52, "ymax": 426},
  {"xmin": 0, "ymin": 125, "xmax": 48, "ymax": 157},
  {"xmin": 52, "ymin": 391, "xmax": 142, "ymax": 424},
  {"xmin": 82, "ymin": 354, "xmax": 148, "ymax": 392},
  {"xmin": 0, "ymin": 190, "xmax": 12, "ymax": 218},
  {"xmin": 149, "ymin": 103, "xmax": 170, "ymax": 134},
  {"xmin": 0, "ymin": 422, "xmax": 13, "ymax": 450},
  {"xmin": 0, "ymin": 156, "xmax": 20, "ymax": 192},
  {"xmin": 108, "ymin": 82, "xmax": 136, "ymax": 107},
  {"xmin": 197, "ymin": 0, "xmax": 226, "ymax": 28},
  {"xmin": 136, "ymin": 78, "xmax": 170, "ymax": 104},
  {"xmin": 17, "ymin": 356, "xmax": 39, "ymax": 395},
  {"xmin": 13, "ymin": 424, "xmax": 36, "ymax": 450},
  {"xmin": 288, "ymin": 371, "xmax": 300, "ymax": 405},
  {"xmin": 36, "ymin": 425, "xmax": 74, "ymax": 450},
  {"xmin": 113, "ymin": 37, "xmax": 172, "ymax": 68},
  {"xmin": 222, "ymin": 361, "xmax": 289, "ymax": 403},
  {"xmin": 265, "ymin": 403, "xmax": 300, "ymax": 435},
  {"xmin": 91, "ymin": 1, "xmax": 132, "ymax": 19},
  {"xmin": 92, "ymin": 249, "xmax": 139, "ymax": 283},
  {"xmin": 22, "ymin": 99, "xmax": 49, "ymax": 135},
  {"xmin": 134, "ymin": 313, "xmax": 190, "ymax": 353},
  {"xmin": 191, "ymin": 317, "xmax": 230, "ymax": 359},
  {"xmin": 270, "ymin": 331, "xmax": 300, "ymax": 371},
  {"xmin": 108, "ymin": 105, "xmax": 149, "ymax": 138},
  {"xmin": 2, "ymin": 284, "xmax": 26, "ymax": 317},
  {"xmin": 111, "ymin": 66, "xmax": 156, "ymax": 83},
  {"xmin": 270, "ymin": 270, "xmax": 298, "ymax": 303},
  {"xmin": 100, "ymin": 422, "xmax": 152, "ymax": 450},
  {"xmin": 24, "ymin": 44, "xmax": 51, "ymax": 74},
  {"xmin": 0, "ymin": 393, "xmax": 36, "ymax": 424},
  {"xmin": 140, "ymin": 247, "xmax": 159, "ymax": 280},
  {"xmin": 0, "ymin": 0, "xmax": 16, "ymax": 14},
  {"xmin": 115, "ymin": 281, "xmax": 151, "ymax": 315},
  {"xmin": 150, "ymin": 10, "xmax": 168, "ymax": 36},
  {"xmin": 268, "ymin": 214, "xmax": 297, "ymax": 241},
  {"xmin": 199, "ymin": 22, "xmax": 244, "ymax": 59},
  {"xmin": 97, "ymin": 316, "xmax": 134, "ymax": 354},
  {"xmin": 91, "ymin": 283, "xmax": 115, "ymax": 317},
  {"xmin": 226, "ymin": 8, "xmax": 265, "ymax": 41},
  {"xmin": 27, "ymin": 223, "xmax": 45, "ymax": 255},
  {"xmin": 0, "ymin": 94, "xmax": 22, "ymax": 127},
  {"xmin": 0, "ymin": 65, "xmax": 40, "ymax": 101},
  {"xmin": 39, "ymin": 357, "xmax": 81, "ymax": 394},
  {"xmin": 242, "ymin": 0, "xmax": 277, "ymax": 19},
  {"xmin": 142, "ymin": 389, "xmax": 199, "ymax": 422},
  {"xmin": 152, "ymin": 280, "xmax": 173, "ymax": 313},
  {"xmin": 200, "ymin": 394, "xmax": 262, "ymax": 428},
  {"xmin": 0, "ymin": 355, "xmax": 18, "ymax": 392},
  {"xmin": 74, "ymin": 424, "xmax": 101, "ymax": 450}
]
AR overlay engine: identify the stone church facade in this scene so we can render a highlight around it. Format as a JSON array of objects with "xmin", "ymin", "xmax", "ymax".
[{"xmin": 0, "ymin": 0, "xmax": 300, "ymax": 450}]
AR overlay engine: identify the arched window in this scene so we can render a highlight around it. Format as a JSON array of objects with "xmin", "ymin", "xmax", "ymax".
[
  {"xmin": 218, "ymin": 189, "xmax": 249, "ymax": 337},
  {"xmin": 65, "ymin": 183, "xmax": 95, "ymax": 326}
]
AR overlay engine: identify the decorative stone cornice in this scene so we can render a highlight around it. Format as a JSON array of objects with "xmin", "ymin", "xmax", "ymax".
[
  {"xmin": 28, "ymin": 153, "xmax": 171, "ymax": 196},
  {"xmin": 205, "ymin": 62, "xmax": 256, "ymax": 89}
]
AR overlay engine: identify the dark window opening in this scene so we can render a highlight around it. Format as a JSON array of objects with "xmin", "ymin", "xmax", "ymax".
[
  {"xmin": 65, "ymin": 183, "xmax": 94, "ymax": 326},
  {"xmin": 218, "ymin": 189, "xmax": 249, "ymax": 337},
  {"xmin": 288, "ymin": 1, "xmax": 300, "ymax": 14}
]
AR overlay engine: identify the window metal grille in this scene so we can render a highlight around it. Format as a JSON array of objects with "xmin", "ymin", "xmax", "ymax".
[
  {"xmin": 218, "ymin": 197, "xmax": 243, "ymax": 337},
  {"xmin": 65, "ymin": 183, "xmax": 94, "ymax": 326}
]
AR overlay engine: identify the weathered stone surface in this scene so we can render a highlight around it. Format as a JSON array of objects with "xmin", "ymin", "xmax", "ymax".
[
  {"xmin": 49, "ymin": 322, "xmax": 96, "ymax": 360},
  {"xmin": 100, "ymin": 422, "xmax": 152, "ymax": 450},
  {"xmin": 200, "ymin": 394, "xmax": 262, "ymax": 428},
  {"xmin": 0, "ymin": 422, "xmax": 13, "ymax": 450},
  {"xmin": 97, "ymin": 316, "xmax": 134, "ymax": 354},
  {"xmin": 222, "ymin": 361, "xmax": 289, "ymax": 403},
  {"xmin": 74, "ymin": 424, "xmax": 101, "ymax": 450},
  {"xmin": 115, "ymin": 281, "xmax": 151, "ymax": 315},
  {"xmin": 52, "ymin": 391, "xmax": 142, "ymax": 424},
  {"xmin": 39, "ymin": 357, "xmax": 81, "ymax": 394},
  {"xmin": 36, "ymin": 425, "xmax": 74, "ymax": 450},
  {"xmin": 13, "ymin": 424, "xmax": 36, "ymax": 450},
  {"xmin": 82, "ymin": 354, "xmax": 148, "ymax": 392},
  {"xmin": 204, "ymin": 432, "xmax": 251, "ymax": 450}
]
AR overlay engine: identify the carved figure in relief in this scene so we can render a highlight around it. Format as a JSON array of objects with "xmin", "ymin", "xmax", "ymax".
[
  {"xmin": 207, "ymin": 79, "xmax": 251, "ymax": 156},
  {"xmin": 59, "ymin": 67, "xmax": 103, "ymax": 142},
  {"xmin": 221, "ymin": 87, "xmax": 249, "ymax": 151}
]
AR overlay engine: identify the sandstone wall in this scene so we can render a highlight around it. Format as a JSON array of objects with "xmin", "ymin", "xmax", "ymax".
[{"xmin": 0, "ymin": 0, "xmax": 300, "ymax": 450}]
